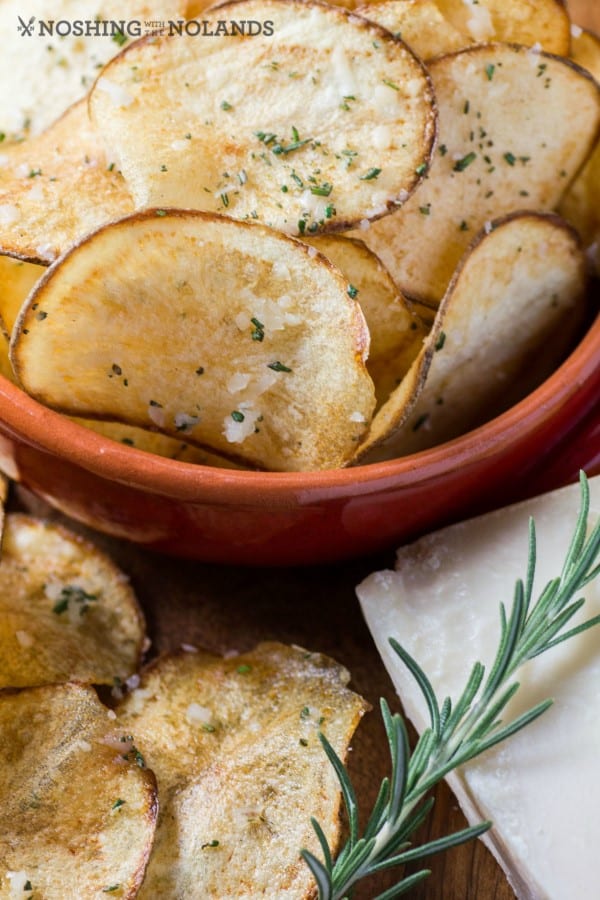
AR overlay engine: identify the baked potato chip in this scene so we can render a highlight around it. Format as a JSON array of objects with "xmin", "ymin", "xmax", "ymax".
[
  {"xmin": 0, "ymin": 683, "xmax": 157, "ymax": 898},
  {"xmin": 0, "ymin": 513, "xmax": 145, "ymax": 688},
  {"xmin": 0, "ymin": 256, "xmax": 43, "ymax": 333},
  {"xmin": 356, "ymin": 43, "xmax": 600, "ymax": 305},
  {"xmin": 355, "ymin": 0, "xmax": 471, "ymax": 58},
  {"xmin": 71, "ymin": 419, "xmax": 246, "ymax": 468},
  {"xmin": 89, "ymin": 0, "xmax": 437, "ymax": 235},
  {"xmin": 559, "ymin": 28, "xmax": 600, "ymax": 262},
  {"xmin": 358, "ymin": 0, "xmax": 570, "ymax": 59},
  {"xmin": 358, "ymin": 212, "xmax": 587, "ymax": 461},
  {"xmin": 11, "ymin": 210, "xmax": 375, "ymax": 472},
  {"xmin": 0, "ymin": 0, "xmax": 187, "ymax": 142},
  {"xmin": 117, "ymin": 643, "xmax": 367, "ymax": 899},
  {"xmin": 0, "ymin": 260, "xmax": 241, "ymax": 466},
  {"xmin": 0, "ymin": 100, "xmax": 133, "ymax": 264},
  {"xmin": 304, "ymin": 234, "xmax": 428, "ymax": 404}
]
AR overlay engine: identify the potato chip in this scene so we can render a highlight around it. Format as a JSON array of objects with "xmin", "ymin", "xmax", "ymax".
[
  {"xmin": 0, "ymin": 258, "xmax": 243, "ymax": 466},
  {"xmin": 355, "ymin": 43, "xmax": 600, "ymax": 305},
  {"xmin": 0, "ymin": 0, "xmax": 187, "ymax": 143},
  {"xmin": 0, "ymin": 513, "xmax": 145, "ymax": 688},
  {"xmin": 559, "ymin": 28, "xmax": 600, "ymax": 262},
  {"xmin": 11, "ymin": 209, "xmax": 375, "ymax": 472},
  {"xmin": 357, "ymin": 0, "xmax": 570, "ymax": 58},
  {"xmin": 89, "ymin": 0, "xmax": 437, "ymax": 235},
  {"xmin": 357, "ymin": 212, "xmax": 587, "ymax": 461},
  {"xmin": 0, "ymin": 683, "xmax": 157, "ymax": 898},
  {"xmin": 304, "ymin": 234, "xmax": 428, "ymax": 404},
  {"xmin": 356, "ymin": 0, "xmax": 468, "ymax": 58},
  {"xmin": 71, "ymin": 419, "xmax": 246, "ymax": 467},
  {"xmin": 0, "ymin": 256, "xmax": 43, "ymax": 333},
  {"xmin": 117, "ymin": 643, "xmax": 367, "ymax": 899},
  {"xmin": 0, "ymin": 100, "xmax": 133, "ymax": 264}
]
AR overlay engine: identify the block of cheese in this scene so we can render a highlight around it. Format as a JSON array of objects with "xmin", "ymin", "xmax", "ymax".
[{"xmin": 357, "ymin": 475, "xmax": 600, "ymax": 900}]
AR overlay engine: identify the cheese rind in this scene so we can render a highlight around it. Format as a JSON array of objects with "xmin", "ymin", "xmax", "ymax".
[{"xmin": 357, "ymin": 476, "xmax": 600, "ymax": 900}]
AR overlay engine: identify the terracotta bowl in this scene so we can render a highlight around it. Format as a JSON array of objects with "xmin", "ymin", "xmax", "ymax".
[{"xmin": 0, "ymin": 311, "xmax": 598, "ymax": 566}]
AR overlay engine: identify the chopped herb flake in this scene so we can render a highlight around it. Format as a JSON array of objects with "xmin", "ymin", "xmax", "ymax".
[
  {"xmin": 220, "ymin": 100, "xmax": 233, "ymax": 111},
  {"xmin": 231, "ymin": 410, "xmax": 245, "ymax": 423},
  {"xmin": 453, "ymin": 152, "xmax": 477, "ymax": 172},
  {"xmin": 250, "ymin": 317, "xmax": 265, "ymax": 342},
  {"xmin": 111, "ymin": 29, "xmax": 127, "ymax": 46},
  {"xmin": 347, "ymin": 284, "xmax": 359, "ymax": 299},
  {"xmin": 52, "ymin": 585, "xmax": 98, "ymax": 616},
  {"xmin": 485, "ymin": 64, "xmax": 495, "ymax": 81},
  {"xmin": 504, "ymin": 152, "xmax": 517, "ymax": 166},
  {"xmin": 202, "ymin": 840, "xmax": 220, "ymax": 849},
  {"xmin": 309, "ymin": 182, "xmax": 332, "ymax": 197},
  {"xmin": 237, "ymin": 664, "xmax": 252, "ymax": 674},
  {"xmin": 435, "ymin": 331, "xmax": 446, "ymax": 351},
  {"xmin": 268, "ymin": 361, "xmax": 292, "ymax": 372},
  {"xmin": 359, "ymin": 167, "xmax": 381, "ymax": 181}
]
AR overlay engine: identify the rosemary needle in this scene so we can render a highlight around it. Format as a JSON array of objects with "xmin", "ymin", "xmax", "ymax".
[{"xmin": 303, "ymin": 472, "xmax": 600, "ymax": 900}]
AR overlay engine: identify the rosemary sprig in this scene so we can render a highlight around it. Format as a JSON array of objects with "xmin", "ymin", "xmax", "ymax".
[{"xmin": 303, "ymin": 472, "xmax": 600, "ymax": 899}]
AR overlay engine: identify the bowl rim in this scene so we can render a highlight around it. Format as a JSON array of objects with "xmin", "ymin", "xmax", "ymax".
[{"xmin": 0, "ymin": 312, "xmax": 598, "ymax": 503}]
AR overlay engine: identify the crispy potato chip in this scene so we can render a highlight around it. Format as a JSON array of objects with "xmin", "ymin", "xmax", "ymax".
[
  {"xmin": 0, "ymin": 0, "xmax": 187, "ymax": 142},
  {"xmin": 357, "ymin": 212, "xmax": 587, "ymax": 461},
  {"xmin": 358, "ymin": 0, "xmax": 570, "ymax": 58},
  {"xmin": 569, "ymin": 25, "xmax": 600, "ymax": 80},
  {"xmin": 0, "ymin": 256, "xmax": 43, "ymax": 333},
  {"xmin": 0, "ymin": 100, "xmax": 133, "ymax": 264},
  {"xmin": 304, "ymin": 234, "xmax": 428, "ymax": 404},
  {"xmin": 0, "ymin": 513, "xmax": 145, "ymax": 688},
  {"xmin": 0, "ymin": 259, "xmax": 243, "ymax": 466},
  {"xmin": 71, "ymin": 419, "xmax": 246, "ymax": 467},
  {"xmin": 559, "ymin": 28, "xmax": 600, "ymax": 261},
  {"xmin": 355, "ymin": 43, "xmax": 600, "ymax": 305},
  {"xmin": 11, "ymin": 210, "xmax": 375, "ymax": 472},
  {"xmin": 117, "ymin": 643, "xmax": 367, "ymax": 899},
  {"xmin": 356, "ymin": 0, "xmax": 469, "ymax": 58},
  {"xmin": 89, "ymin": 0, "xmax": 436, "ymax": 235},
  {"xmin": 0, "ymin": 683, "xmax": 157, "ymax": 898}
]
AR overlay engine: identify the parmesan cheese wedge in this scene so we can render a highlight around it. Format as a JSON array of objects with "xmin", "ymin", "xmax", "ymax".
[{"xmin": 357, "ymin": 475, "xmax": 600, "ymax": 900}]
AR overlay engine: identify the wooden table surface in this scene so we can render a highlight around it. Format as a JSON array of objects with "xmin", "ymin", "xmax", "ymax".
[{"xmin": 17, "ymin": 2, "xmax": 599, "ymax": 898}]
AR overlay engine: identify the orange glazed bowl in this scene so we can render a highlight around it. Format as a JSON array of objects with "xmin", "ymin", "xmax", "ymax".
[{"xmin": 0, "ymin": 310, "xmax": 598, "ymax": 566}]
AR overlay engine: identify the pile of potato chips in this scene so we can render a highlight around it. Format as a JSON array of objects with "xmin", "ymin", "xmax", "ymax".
[
  {"xmin": 0, "ymin": 499, "xmax": 366, "ymax": 896},
  {"xmin": 0, "ymin": 0, "xmax": 598, "ymax": 470}
]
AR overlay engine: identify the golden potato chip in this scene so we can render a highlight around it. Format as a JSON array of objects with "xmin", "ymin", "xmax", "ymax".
[
  {"xmin": 355, "ymin": 43, "xmax": 600, "ymax": 305},
  {"xmin": 0, "ymin": 100, "xmax": 133, "ymax": 264},
  {"xmin": 117, "ymin": 643, "xmax": 367, "ymax": 899},
  {"xmin": 357, "ymin": 212, "xmax": 587, "ymax": 461},
  {"xmin": 356, "ymin": 0, "xmax": 468, "ymax": 58},
  {"xmin": 569, "ymin": 25, "xmax": 600, "ymax": 80},
  {"xmin": 0, "ymin": 683, "xmax": 157, "ymax": 899},
  {"xmin": 358, "ymin": 0, "xmax": 570, "ymax": 58},
  {"xmin": 0, "ymin": 258, "xmax": 243, "ymax": 466},
  {"xmin": 559, "ymin": 28, "xmax": 600, "ymax": 260},
  {"xmin": 89, "ymin": 0, "xmax": 437, "ymax": 235},
  {"xmin": 0, "ymin": 513, "xmax": 145, "ymax": 688},
  {"xmin": 0, "ymin": 256, "xmax": 43, "ymax": 333},
  {"xmin": 0, "ymin": 0, "xmax": 187, "ymax": 142},
  {"xmin": 71, "ymin": 418, "xmax": 246, "ymax": 467},
  {"xmin": 12, "ymin": 210, "xmax": 375, "ymax": 472},
  {"xmin": 304, "ymin": 234, "xmax": 428, "ymax": 404}
]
